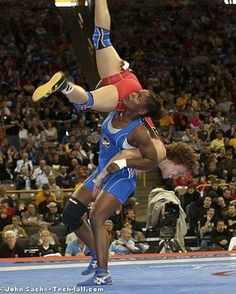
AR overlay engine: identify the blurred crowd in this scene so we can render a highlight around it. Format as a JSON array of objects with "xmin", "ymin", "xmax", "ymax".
[
  {"xmin": 110, "ymin": 0, "xmax": 236, "ymax": 250},
  {"xmin": 0, "ymin": 0, "xmax": 236, "ymax": 257}
]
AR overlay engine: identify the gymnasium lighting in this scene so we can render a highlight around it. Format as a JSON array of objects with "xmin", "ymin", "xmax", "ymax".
[{"xmin": 55, "ymin": 0, "xmax": 78, "ymax": 7}]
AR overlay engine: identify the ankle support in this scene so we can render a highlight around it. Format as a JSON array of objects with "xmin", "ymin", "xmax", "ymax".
[
  {"xmin": 73, "ymin": 92, "xmax": 94, "ymax": 111},
  {"xmin": 92, "ymin": 27, "xmax": 111, "ymax": 50}
]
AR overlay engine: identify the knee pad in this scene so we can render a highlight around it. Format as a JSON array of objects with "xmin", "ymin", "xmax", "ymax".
[
  {"xmin": 73, "ymin": 92, "xmax": 94, "ymax": 111},
  {"xmin": 62, "ymin": 197, "xmax": 88, "ymax": 231},
  {"xmin": 92, "ymin": 27, "xmax": 111, "ymax": 50}
]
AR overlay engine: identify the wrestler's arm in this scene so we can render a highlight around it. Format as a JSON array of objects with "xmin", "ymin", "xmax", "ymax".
[
  {"xmin": 124, "ymin": 126, "xmax": 159, "ymax": 170},
  {"xmin": 95, "ymin": 149, "xmax": 142, "ymax": 185},
  {"xmin": 93, "ymin": 136, "xmax": 165, "ymax": 195},
  {"xmin": 92, "ymin": 148, "xmax": 142, "ymax": 196},
  {"xmin": 97, "ymin": 138, "xmax": 165, "ymax": 179},
  {"xmin": 107, "ymin": 126, "xmax": 165, "ymax": 173}
]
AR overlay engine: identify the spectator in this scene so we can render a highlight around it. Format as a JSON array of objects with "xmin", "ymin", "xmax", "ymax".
[
  {"xmin": 218, "ymin": 151, "xmax": 236, "ymax": 180},
  {"xmin": 32, "ymin": 160, "xmax": 47, "ymax": 181},
  {"xmin": 50, "ymin": 153, "xmax": 61, "ymax": 171},
  {"xmin": 0, "ymin": 186, "xmax": 15, "ymax": 208},
  {"xmin": 4, "ymin": 115, "xmax": 20, "ymax": 151},
  {"xmin": 36, "ymin": 166, "xmax": 53, "ymax": 188},
  {"xmin": 104, "ymin": 220, "xmax": 116, "ymax": 245},
  {"xmin": 210, "ymin": 220, "xmax": 232, "ymax": 250},
  {"xmin": 43, "ymin": 202, "xmax": 62, "ymax": 225},
  {"xmin": 65, "ymin": 232, "xmax": 77, "ymax": 244},
  {"xmin": 215, "ymin": 196, "xmax": 228, "ymax": 218},
  {"xmin": 109, "ymin": 228, "xmax": 140, "ymax": 255},
  {"xmin": 199, "ymin": 207, "xmax": 217, "ymax": 248},
  {"xmin": 210, "ymin": 130, "xmax": 225, "ymax": 152},
  {"xmin": 222, "ymin": 188, "xmax": 233, "ymax": 205},
  {"xmin": 225, "ymin": 204, "xmax": 236, "ymax": 233},
  {"xmin": 15, "ymin": 166, "xmax": 36, "ymax": 190},
  {"xmin": 0, "ymin": 205, "xmax": 12, "ymax": 231},
  {"xmin": 123, "ymin": 209, "xmax": 143, "ymax": 232},
  {"xmin": 188, "ymin": 196, "xmax": 212, "ymax": 233},
  {"xmin": 173, "ymin": 112, "xmax": 188, "ymax": 131},
  {"xmin": 204, "ymin": 161, "xmax": 221, "ymax": 180},
  {"xmin": 37, "ymin": 195, "xmax": 58, "ymax": 216},
  {"xmin": 48, "ymin": 175, "xmax": 62, "ymax": 203},
  {"xmin": 109, "ymin": 206, "xmax": 125, "ymax": 231},
  {"xmin": 14, "ymin": 152, "xmax": 33, "ymax": 175},
  {"xmin": 181, "ymin": 184, "xmax": 200, "ymax": 213},
  {"xmin": 0, "ymin": 151, "xmax": 13, "ymax": 182},
  {"xmin": 207, "ymin": 180, "xmax": 223, "ymax": 198},
  {"xmin": 0, "ymin": 230, "xmax": 24, "ymax": 258},
  {"xmin": 123, "ymin": 222, "xmax": 149, "ymax": 253},
  {"xmin": 21, "ymin": 203, "xmax": 42, "ymax": 227},
  {"xmin": 18, "ymin": 122, "xmax": 28, "ymax": 146},
  {"xmin": 1, "ymin": 199, "xmax": 15, "ymax": 217},
  {"xmin": 229, "ymin": 129, "xmax": 236, "ymax": 149},
  {"xmin": 28, "ymin": 128, "xmax": 46, "ymax": 149},
  {"xmin": 56, "ymin": 166, "xmax": 71, "ymax": 188},
  {"xmin": 67, "ymin": 158, "xmax": 80, "ymax": 186},
  {"xmin": 199, "ymin": 145, "xmax": 212, "ymax": 169},
  {"xmin": 3, "ymin": 215, "xmax": 27, "ymax": 238},
  {"xmin": 15, "ymin": 199, "xmax": 27, "ymax": 217},
  {"xmin": 37, "ymin": 230, "xmax": 61, "ymax": 257},
  {"xmin": 35, "ymin": 183, "xmax": 56, "ymax": 207},
  {"xmin": 29, "ymin": 222, "xmax": 60, "ymax": 247},
  {"xmin": 218, "ymin": 96, "xmax": 233, "ymax": 114},
  {"xmin": 65, "ymin": 236, "xmax": 90, "ymax": 256},
  {"xmin": 43, "ymin": 121, "xmax": 58, "ymax": 142}
]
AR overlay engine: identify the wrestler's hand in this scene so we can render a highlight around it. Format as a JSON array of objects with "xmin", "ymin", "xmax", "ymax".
[
  {"xmin": 93, "ymin": 174, "xmax": 104, "ymax": 198},
  {"xmin": 93, "ymin": 169, "xmax": 108, "ymax": 198},
  {"xmin": 106, "ymin": 162, "xmax": 120, "ymax": 173}
]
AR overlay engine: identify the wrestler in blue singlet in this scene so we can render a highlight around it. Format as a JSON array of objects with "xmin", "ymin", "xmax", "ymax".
[{"xmin": 84, "ymin": 111, "xmax": 143, "ymax": 203}]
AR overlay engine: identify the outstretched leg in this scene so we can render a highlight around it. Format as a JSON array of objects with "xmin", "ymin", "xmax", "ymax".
[
  {"xmin": 32, "ymin": 71, "xmax": 119, "ymax": 112},
  {"xmin": 32, "ymin": 0, "xmax": 123, "ymax": 111},
  {"xmin": 94, "ymin": 0, "xmax": 122, "ymax": 79}
]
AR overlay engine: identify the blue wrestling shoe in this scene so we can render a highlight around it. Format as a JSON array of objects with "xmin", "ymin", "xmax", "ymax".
[
  {"xmin": 78, "ymin": 267, "xmax": 112, "ymax": 286},
  {"xmin": 81, "ymin": 259, "xmax": 97, "ymax": 275}
]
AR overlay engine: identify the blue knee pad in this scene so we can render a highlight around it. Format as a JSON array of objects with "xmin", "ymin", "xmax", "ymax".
[
  {"xmin": 62, "ymin": 197, "xmax": 88, "ymax": 231},
  {"xmin": 92, "ymin": 27, "xmax": 111, "ymax": 50},
  {"xmin": 73, "ymin": 92, "xmax": 94, "ymax": 111}
]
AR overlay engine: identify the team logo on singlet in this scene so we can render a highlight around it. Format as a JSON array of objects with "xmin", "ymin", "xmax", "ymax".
[{"xmin": 102, "ymin": 137, "xmax": 110, "ymax": 149}]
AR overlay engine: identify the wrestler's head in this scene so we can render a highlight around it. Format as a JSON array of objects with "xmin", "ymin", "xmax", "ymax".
[
  {"xmin": 125, "ymin": 90, "xmax": 162, "ymax": 119},
  {"xmin": 158, "ymin": 142, "xmax": 197, "ymax": 179}
]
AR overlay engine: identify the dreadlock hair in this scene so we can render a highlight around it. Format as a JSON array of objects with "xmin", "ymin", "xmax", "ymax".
[
  {"xmin": 165, "ymin": 142, "xmax": 197, "ymax": 173},
  {"xmin": 145, "ymin": 90, "xmax": 163, "ymax": 121},
  {"xmin": 141, "ymin": 90, "xmax": 164, "ymax": 139}
]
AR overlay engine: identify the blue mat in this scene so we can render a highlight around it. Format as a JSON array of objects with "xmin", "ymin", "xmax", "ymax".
[{"xmin": 1, "ymin": 255, "xmax": 236, "ymax": 294}]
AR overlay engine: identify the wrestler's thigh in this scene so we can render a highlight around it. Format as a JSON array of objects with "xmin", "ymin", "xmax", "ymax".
[{"xmin": 96, "ymin": 46, "xmax": 122, "ymax": 79}]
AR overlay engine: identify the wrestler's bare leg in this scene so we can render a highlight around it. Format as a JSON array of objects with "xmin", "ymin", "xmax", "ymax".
[
  {"xmin": 64, "ymin": 0, "xmax": 122, "ymax": 108},
  {"xmin": 95, "ymin": 0, "xmax": 122, "ymax": 79},
  {"xmin": 32, "ymin": 0, "xmax": 121, "ymax": 110}
]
